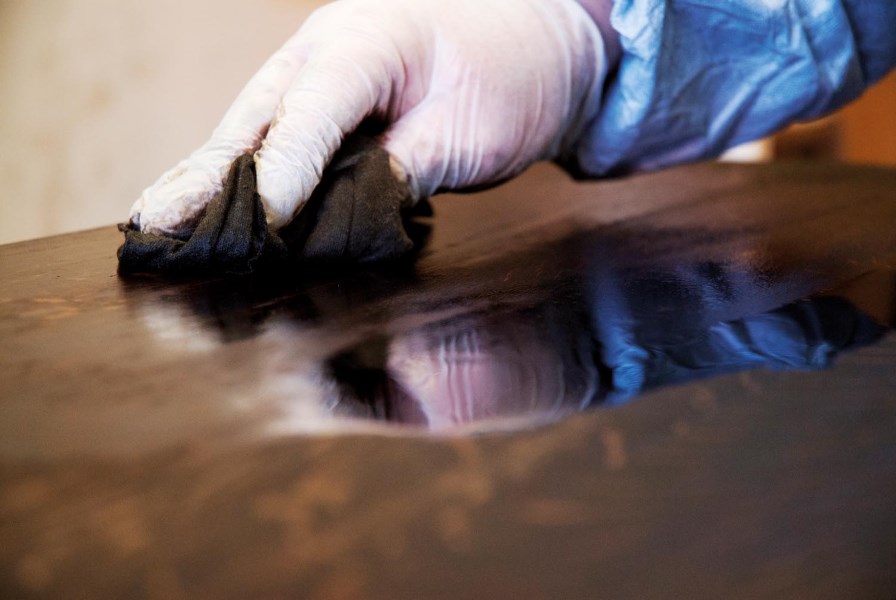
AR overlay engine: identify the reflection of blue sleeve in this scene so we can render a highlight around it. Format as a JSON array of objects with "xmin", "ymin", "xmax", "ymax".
[
  {"xmin": 574, "ymin": 0, "xmax": 896, "ymax": 175},
  {"xmin": 598, "ymin": 296, "xmax": 884, "ymax": 403}
]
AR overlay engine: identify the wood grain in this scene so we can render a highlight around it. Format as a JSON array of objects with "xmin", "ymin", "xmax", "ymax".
[{"xmin": 2, "ymin": 161, "xmax": 896, "ymax": 599}]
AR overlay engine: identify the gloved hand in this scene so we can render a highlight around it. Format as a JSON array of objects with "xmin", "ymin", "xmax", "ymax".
[{"xmin": 129, "ymin": 0, "xmax": 616, "ymax": 236}]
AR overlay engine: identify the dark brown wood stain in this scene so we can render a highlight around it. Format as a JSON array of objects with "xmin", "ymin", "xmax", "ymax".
[{"xmin": 2, "ymin": 161, "xmax": 896, "ymax": 598}]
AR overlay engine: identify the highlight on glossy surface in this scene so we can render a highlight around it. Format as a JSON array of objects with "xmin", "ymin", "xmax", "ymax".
[{"xmin": 117, "ymin": 228, "xmax": 894, "ymax": 435}]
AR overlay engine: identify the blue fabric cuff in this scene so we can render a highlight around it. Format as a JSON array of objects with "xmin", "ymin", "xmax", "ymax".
[{"xmin": 574, "ymin": 0, "xmax": 893, "ymax": 176}]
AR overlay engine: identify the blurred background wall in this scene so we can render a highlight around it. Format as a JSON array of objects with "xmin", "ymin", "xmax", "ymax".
[
  {"xmin": 0, "ymin": 0, "xmax": 325, "ymax": 245},
  {"xmin": 1, "ymin": 1, "xmax": 894, "ymax": 245}
]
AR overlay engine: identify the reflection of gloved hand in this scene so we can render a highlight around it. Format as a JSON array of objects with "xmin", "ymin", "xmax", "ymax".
[
  {"xmin": 130, "ymin": 0, "xmax": 616, "ymax": 236},
  {"xmin": 386, "ymin": 311, "xmax": 599, "ymax": 429}
]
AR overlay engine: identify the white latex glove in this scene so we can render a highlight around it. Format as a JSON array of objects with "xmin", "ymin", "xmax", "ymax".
[{"xmin": 130, "ymin": 0, "xmax": 614, "ymax": 236}]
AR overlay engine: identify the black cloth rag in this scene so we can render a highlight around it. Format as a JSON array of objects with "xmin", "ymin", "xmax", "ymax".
[{"xmin": 117, "ymin": 136, "xmax": 425, "ymax": 276}]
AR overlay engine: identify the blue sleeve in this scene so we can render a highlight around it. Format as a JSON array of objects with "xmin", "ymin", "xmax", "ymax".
[{"xmin": 572, "ymin": 0, "xmax": 896, "ymax": 176}]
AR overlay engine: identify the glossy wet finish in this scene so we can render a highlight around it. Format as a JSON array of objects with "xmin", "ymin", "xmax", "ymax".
[{"xmin": 2, "ymin": 161, "xmax": 896, "ymax": 598}]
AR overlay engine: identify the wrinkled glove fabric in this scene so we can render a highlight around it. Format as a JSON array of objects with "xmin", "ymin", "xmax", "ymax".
[{"xmin": 118, "ymin": 137, "xmax": 421, "ymax": 276}]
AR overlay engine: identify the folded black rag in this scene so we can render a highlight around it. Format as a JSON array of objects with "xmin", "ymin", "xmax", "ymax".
[{"xmin": 118, "ymin": 136, "xmax": 425, "ymax": 276}]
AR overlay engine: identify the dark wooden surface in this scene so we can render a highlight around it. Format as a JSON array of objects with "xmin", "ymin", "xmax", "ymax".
[{"xmin": 2, "ymin": 161, "xmax": 896, "ymax": 599}]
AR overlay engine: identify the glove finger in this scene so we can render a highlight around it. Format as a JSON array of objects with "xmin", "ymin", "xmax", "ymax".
[
  {"xmin": 131, "ymin": 32, "xmax": 309, "ymax": 235},
  {"xmin": 382, "ymin": 96, "xmax": 534, "ymax": 201},
  {"xmin": 254, "ymin": 38, "xmax": 403, "ymax": 230},
  {"xmin": 379, "ymin": 101, "xmax": 453, "ymax": 202}
]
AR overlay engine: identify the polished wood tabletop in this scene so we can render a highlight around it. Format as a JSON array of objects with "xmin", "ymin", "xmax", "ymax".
[{"xmin": 2, "ymin": 160, "xmax": 896, "ymax": 599}]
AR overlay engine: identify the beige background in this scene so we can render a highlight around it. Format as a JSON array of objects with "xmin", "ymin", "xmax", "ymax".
[{"xmin": 0, "ymin": 0, "xmax": 325, "ymax": 245}]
